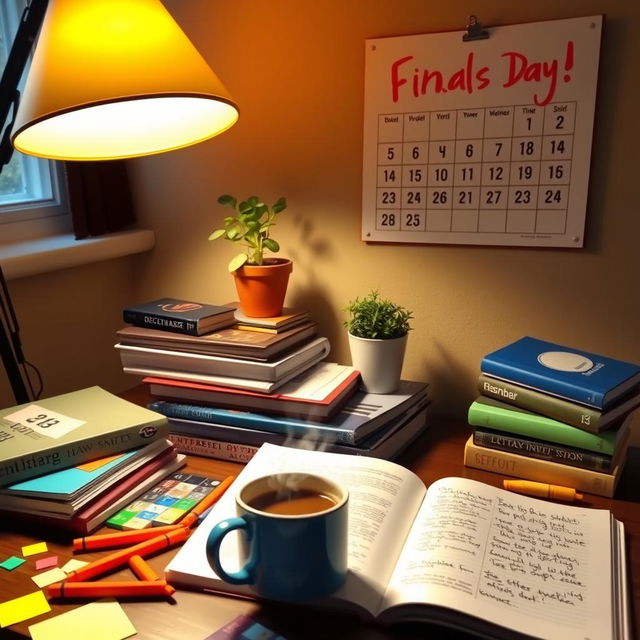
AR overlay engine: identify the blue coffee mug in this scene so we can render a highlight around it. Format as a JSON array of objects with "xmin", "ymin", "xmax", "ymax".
[{"xmin": 205, "ymin": 473, "xmax": 348, "ymax": 601}]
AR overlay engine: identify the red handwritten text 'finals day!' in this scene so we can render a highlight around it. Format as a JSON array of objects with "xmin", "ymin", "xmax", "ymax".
[{"xmin": 390, "ymin": 42, "xmax": 575, "ymax": 107}]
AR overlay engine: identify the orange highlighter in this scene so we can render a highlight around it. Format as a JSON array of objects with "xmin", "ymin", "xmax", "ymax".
[
  {"xmin": 48, "ymin": 580, "xmax": 175, "ymax": 599},
  {"xmin": 503, "ymin": 479, "xmax": 584, "ymax": 502},
  {"xmin": 65, "ymin": 528, "xmax": 190, "ymax": 582}
]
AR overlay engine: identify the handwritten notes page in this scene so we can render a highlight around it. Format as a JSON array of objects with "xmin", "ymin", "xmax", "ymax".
[{"xmin": 380, "ymin": 477, "xmax": 619, "ymax": 640}]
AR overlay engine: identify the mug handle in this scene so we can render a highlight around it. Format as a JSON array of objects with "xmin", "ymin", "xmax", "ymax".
[{"xmin": 205, "ymin": 517, "xmax": 255, "ymax": 584}]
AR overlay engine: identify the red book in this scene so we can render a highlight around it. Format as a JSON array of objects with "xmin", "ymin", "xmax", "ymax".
[{"xmin": 145, "ymin": 362, "xmax": 361, "ymax": 421}]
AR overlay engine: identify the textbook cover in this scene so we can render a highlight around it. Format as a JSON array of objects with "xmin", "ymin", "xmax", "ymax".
[{"xmin": 481, "ymin": 336, "xmax": 640, "ymax": 408}]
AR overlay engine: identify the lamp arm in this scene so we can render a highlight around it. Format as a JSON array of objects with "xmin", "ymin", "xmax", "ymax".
[
  {"xmin": 0, "ymin": 0, "xmax": 49, "ymax": 167},
  {"xmin": 0, "ymin": 0, "xmax": 49, "ymax": 405}
]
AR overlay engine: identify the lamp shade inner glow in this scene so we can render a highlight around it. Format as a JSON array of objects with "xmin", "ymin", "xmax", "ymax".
[
  {"xmin": 14, "ymin": 97, "xmax": 239, "ymax": 161},
  {"xmin": 11, "ymin": 0, "xmax": 239, "ymax": 160}
]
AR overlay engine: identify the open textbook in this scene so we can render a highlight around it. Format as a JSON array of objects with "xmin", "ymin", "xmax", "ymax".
[{"xmin": 165, "ymin": 444, "xmax": 630, "ymax": 640}]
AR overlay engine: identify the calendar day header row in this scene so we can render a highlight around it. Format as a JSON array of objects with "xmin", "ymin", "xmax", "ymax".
[{"xmin": 378, "ymin": 102, "xmax": 576, "ymax": 142}]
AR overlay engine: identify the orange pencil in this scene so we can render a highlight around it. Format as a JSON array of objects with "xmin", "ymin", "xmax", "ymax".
[
  {"xmin": 48, "ymin": 580, "xmax": 175, "ymax": 599},
  {"xmin": 179, "ymin": 474, "xmax": 235, "ymax": 528},
  {"xmin": 73, "ymin": 524, "xmax": 185, "ymax": 552},
  {"xmin": 65, "ymin": 528, "xmax": 189, "ymax": 583},
  {"xmin": 129, "ymin": 554, "xmax": 160, "ymax": 582}
]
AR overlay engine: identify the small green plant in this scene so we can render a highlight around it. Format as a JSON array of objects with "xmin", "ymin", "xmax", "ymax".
[
  {"xmin": 209, "ymin": 195, "xmax": 287, "ymax": 272},
  {"xmin": 344, "ymin": 290, "xmax": 413, "ymax": 339}
]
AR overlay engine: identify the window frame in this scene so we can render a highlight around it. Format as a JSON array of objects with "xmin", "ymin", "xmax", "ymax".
[{"xmin": 0, "ymin": 0, "xmax": 71, "ymax": 244}]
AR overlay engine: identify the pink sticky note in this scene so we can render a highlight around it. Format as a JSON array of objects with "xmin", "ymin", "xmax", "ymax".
[{"xmin": 35, "ymin": 556, "xmax": 58, "ymax": 571}]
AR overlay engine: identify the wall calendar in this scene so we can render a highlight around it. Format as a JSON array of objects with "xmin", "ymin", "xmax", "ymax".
[{"xmin": 361, "ymin": 15, "xmax": 602, "ymax": 247}]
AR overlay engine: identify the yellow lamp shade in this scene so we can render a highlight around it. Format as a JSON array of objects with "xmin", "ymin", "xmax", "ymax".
[{"xmin": 11, "ymin": 0, "xmax": 239, "ymax": 161}]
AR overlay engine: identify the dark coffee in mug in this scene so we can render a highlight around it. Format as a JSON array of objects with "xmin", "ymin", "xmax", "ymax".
[
  {"xmin": 207, "ymin": 472, "xmax": 349, "ymax": 600},
  {"xmin": 249, "ymin": 488, "xmax": 337, "ymax": 516}
]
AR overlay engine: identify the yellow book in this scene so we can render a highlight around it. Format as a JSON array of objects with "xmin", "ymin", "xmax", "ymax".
[{"xmin": 463, "ymin": 435, "xmax": 624, "ymax": 497}]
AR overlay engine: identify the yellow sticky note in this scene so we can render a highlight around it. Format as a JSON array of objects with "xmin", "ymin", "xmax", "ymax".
[
  {"xmin": 31, "ymin": 567, "xmax": 67, "ymax": 588},
  {"xmin": 21, "ymin": 542, "xmax": 48, "ymax": 557},
  {"xmin": 0, "ymin": 591, "xmax": 50, "ymax": 628},
  {"xmin": 61, "ymin": 558, "xmax": 88, "ymax": 574},
  {"xmin": 28, "ymin": 601, "xmax": 136, "ymax": 640}
]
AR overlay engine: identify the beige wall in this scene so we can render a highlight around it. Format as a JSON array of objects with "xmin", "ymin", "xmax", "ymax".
[{"xmin": 1, "ymin": 1, "xmax": 639, "ymax": 429}]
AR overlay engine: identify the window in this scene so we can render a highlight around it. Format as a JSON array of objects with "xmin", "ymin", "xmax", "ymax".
[{"xmin": 0, "ymin": 0, "xmax": 70, "ymax": 243}]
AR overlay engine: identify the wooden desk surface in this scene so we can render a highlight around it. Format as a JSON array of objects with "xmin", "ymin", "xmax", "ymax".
[{"xmin": 1, "ymin": 398, "xmax": 639, "ymax": 639}]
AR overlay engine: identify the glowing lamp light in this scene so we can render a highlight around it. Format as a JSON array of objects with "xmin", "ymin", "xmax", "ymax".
[{"xmin": 11, "ymin": 0, "xmax": 239, "ymax": 161}]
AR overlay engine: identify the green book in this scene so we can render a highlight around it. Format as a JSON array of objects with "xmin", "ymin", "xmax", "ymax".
[
  {"xmin": 478, "ymin": 374, "xmax": 640, "ymax": 433},
  {"xmin": 0, "ymin": 386, "xmax": 168, "ymax": 486},
  {"xmin": 467, "ymin": 396, "xmax": 628, "ymax": 455}
]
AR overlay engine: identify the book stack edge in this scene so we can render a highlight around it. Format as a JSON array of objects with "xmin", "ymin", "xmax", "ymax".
[
  {"xmin": 119, "ymin": 298, "xmax": 430, "ymax": 463},
  {"xmin": 464, "ymin": 336, "xmax": 640, "ymax": 497}
]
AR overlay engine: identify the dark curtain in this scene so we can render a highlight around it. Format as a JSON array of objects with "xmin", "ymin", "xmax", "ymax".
[{"xmin": 65, "ymin": 161, "xmax": 136, "ymax": 239}]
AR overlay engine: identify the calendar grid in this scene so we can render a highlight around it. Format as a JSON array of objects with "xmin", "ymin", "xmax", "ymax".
[{"xmin": 375, "ymin": 102, "xmax": 576, "ymax": 236}]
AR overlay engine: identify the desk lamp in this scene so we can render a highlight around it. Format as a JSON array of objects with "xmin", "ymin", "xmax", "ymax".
[{"xmin": 0, "ymin": 0, "xmax": 239, "ymax": 403}]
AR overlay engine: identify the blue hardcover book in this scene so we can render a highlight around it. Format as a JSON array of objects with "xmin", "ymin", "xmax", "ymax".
[
  {"xmin": 481, "ymin": 337, "xmax": 640, "ymax": 409},
  {"xmin": 149, "ymin": 380, "xmax": 428, "ymax": 445}
]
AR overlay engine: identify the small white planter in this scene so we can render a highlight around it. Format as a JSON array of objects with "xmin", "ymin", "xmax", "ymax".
[{"xmin": 348, "ymin": 333, "xmax": 408, "ymax": 394}]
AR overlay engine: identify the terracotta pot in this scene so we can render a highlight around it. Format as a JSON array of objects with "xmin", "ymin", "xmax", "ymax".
[
  {"xmin": 232, "ymin": 258, "xmax": 292, "ymax": 318},
  {"xmin": 348, "ymin": 332, "xmax": 408, "ymax": 393}
]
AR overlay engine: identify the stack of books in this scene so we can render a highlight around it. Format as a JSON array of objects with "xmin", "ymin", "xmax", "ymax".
[
  {"xmin": 120, "ymin": 299, "xmax": 430, "ymax": 462},
  {"xmin": 464, "ymin": 336, "xmax": 640, "ymax": 497},
  {"xmin": 0, "ymin": 386, "xmax": 183, "ymax": 534},
  {"xmin": 116, "ymin": 299, "xmax": 330, "ymax": 393},
  {"xmin": 149, "ymin": 375, "xmax": 430, "ymax": 463}
]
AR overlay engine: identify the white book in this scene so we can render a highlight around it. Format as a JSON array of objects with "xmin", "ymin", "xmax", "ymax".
[
  {"xmin": 116, "ymin": 336, "xmax": 329, "ymax": 382},
  {"xmin": 165, "ymin": 444, "xmax": 630, "ymax": 640},
  {"xmin": 119, "ymin": 338, "xmax": 330, "ymax": 393}
]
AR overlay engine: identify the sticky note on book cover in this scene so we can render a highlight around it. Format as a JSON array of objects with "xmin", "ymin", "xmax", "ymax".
[{"xmin": 106, "ymin": 473, "xmax": 220, "ymax": 530}]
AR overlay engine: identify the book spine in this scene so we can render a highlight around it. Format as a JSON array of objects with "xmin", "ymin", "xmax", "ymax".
[
  {"xmin": 170, "ymin": 433, "xmax": 258, "ymax": 464},
  {"xmin": 123, "ymin": 310, "xmax": 199, "ymax": 336},
  {"xmin": 151, "ymin": 401, "xmax": 355, "ymax": 444},
  {"xmin": 478, "ymin": 374, "xmax": 603, "ymax": 432},
  {"xmin": 472, "ymin": 428, "xmax": 613, "ymax": 472},
  {"xmin": 463, "ymin": 439, "xmax": 619, "ymax": 498},
  {"xmin": 1, "ymin": 419, "xmax": 169, "ymax": 486},
  {"xmin": 467, "ymin": 400, "xmax": 616, "ymax": 455},
  {"xmin": 480, "ymin": 358, "xmax": 604, "ymax": 407}
]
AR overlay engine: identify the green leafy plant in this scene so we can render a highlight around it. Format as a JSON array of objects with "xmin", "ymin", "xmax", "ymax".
[
  {"xmin": 209, "ymin": 195, "xmax": 287, "ymax": 272},
  {"xmin": 343, "ymin": 290, "xmax": 413, "ymax": 339}
]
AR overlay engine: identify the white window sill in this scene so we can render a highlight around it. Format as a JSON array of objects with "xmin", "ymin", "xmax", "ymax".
[{"xmin": 0, "ymin": 228, "xmax": 155, "ymax": 280}]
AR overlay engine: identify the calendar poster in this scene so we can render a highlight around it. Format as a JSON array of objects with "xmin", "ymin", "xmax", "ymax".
[{"xmin": 361, "ymin": 16, "xmax": 602, "ymax": 247}]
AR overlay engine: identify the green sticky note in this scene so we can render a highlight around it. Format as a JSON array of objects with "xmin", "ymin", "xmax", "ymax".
[
  {"xmin": 0, "ymin": 591, "xmax": 51, "ymax": 628},
  {"xmin": 0, "ymin": 556, "xmax": 25, "ymax": 571},
  {"xmin": 106, "ymin": 510, "xmax": 137, "ymax": 529}
]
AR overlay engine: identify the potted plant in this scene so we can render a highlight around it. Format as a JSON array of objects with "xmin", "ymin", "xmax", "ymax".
[
  {"xmin": 344, "ymin": 290, "xmax": 413, "ymax": 393},
  {"xmin": 209, "ymin": 194, "xmax": 291, "ymax": 317}
]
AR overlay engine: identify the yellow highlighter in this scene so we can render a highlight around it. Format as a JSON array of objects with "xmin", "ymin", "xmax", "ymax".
[{"xmin": 503, "ymin": 479, "xmax": 584, "ymax": 502}]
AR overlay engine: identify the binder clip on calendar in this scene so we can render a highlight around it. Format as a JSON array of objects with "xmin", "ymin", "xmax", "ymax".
[{"xmin": 463, "ymin": 15, "xmax": 489, "ymax": 41}]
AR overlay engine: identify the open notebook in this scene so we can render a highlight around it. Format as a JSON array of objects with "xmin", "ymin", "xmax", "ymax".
[{"xmin": 165, "ymin": 443, "xmax": 630, "ymax": 640}]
